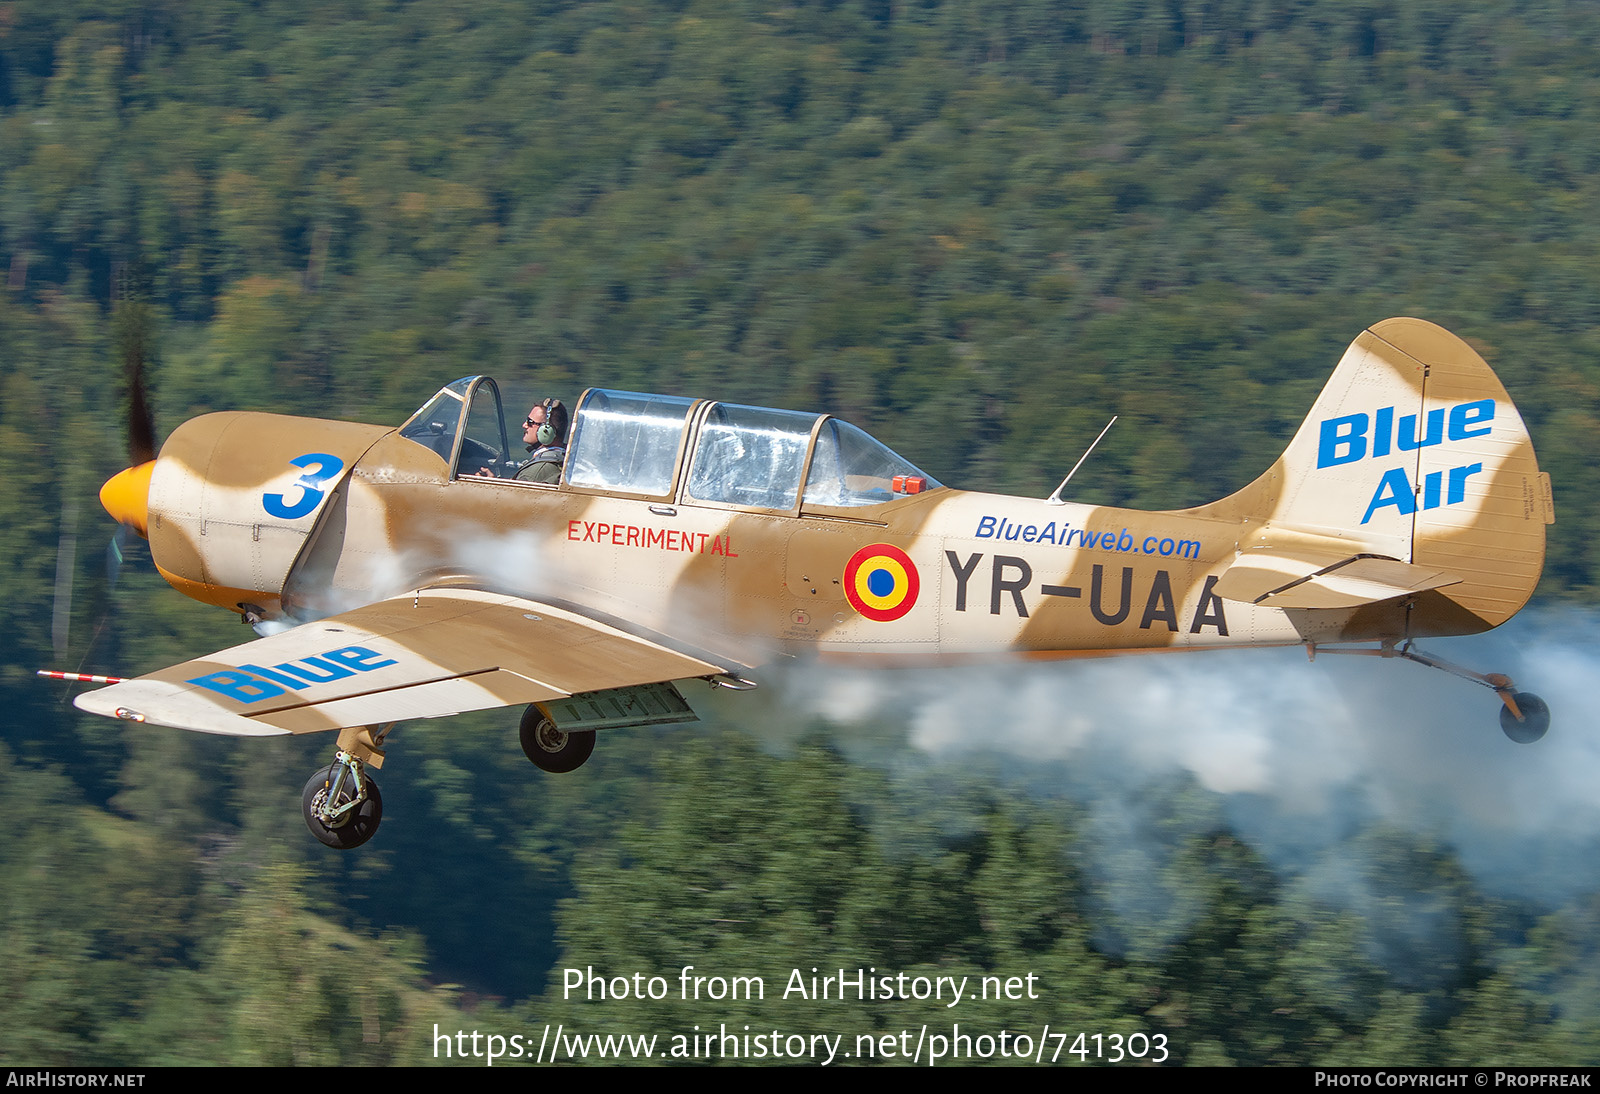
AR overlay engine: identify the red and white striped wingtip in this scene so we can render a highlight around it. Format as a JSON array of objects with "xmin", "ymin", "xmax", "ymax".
[{"xmin": 37, "ymin": 670, "xmax": 129, "ymax": 685}]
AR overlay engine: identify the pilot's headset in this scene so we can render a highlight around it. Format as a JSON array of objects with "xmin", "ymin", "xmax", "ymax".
[{"xmin": 531, "ymin": 398, "xmax": 569, "ymax": 447}]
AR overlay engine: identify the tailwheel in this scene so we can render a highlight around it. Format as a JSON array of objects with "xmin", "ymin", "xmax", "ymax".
[
  {"xmin": 519, "ymin": 704, "xmax": 595, "ymax": 773},
  {"xmin": 1498, "ymin": 692, "xmax": 1550, "ymax": 745},
  {"xmin": 1365, "ymin": 643, "xmax": 1553, "ymax": 744},
  {"xmin": 303, "ymin": 754, "xmax": 383, "ymax": 849}
]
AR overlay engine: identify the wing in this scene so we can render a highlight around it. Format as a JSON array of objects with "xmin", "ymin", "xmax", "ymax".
[{"xmin": 74, "ymin": 588, "xmax": 733, "ymax": 736}]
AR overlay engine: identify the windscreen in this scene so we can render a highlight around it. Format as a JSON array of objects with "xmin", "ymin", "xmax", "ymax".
[{"xmin": 803, "ymin": 418, "xmax": 941, "ymax": 507}]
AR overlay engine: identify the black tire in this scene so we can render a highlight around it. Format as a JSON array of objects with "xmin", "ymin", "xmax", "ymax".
[
  {"xmin": 1499, "ymin": 692, "xmax": 1550, "ymax": 744},
  {"xmin": 302, "ymin": 763, "xmax": 384, "ymax": 849},
  {"xmin": 519, "ymin": 706, "xmax": 595, "ymax": 773}
]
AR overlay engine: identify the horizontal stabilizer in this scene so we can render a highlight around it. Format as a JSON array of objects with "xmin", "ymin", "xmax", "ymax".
[{"xmin": 1215, "ymin": 550, "xmax": 1461, "ymax": 610}]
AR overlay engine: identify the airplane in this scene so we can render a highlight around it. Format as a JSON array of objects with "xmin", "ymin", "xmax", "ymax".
[{"xmin": 65, "ymin": 317, "xmax": 1555, "ymax": 849}]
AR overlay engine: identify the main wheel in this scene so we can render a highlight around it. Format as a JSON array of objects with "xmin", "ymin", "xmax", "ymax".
[
  {"xmin": 302, "ymin": 764, "xmax": 384, "ymax": 849},
  {"xmin": 1499, "ymin": 692, "xmax": 1550, "ymax": 744},
  {"xmin": 519, "ymin": 706, "xmax": 595, "ymax": 773}
]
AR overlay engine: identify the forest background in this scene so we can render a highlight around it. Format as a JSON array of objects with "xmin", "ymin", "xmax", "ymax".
[{"xmin": 2, "ymin": 0, "xmax": 1600, "ymax": 1067}]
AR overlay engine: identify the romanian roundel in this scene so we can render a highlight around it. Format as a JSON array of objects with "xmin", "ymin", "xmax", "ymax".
[{"xmin": 844, "ymin": 543, "xmax": 920, "ymax": 622}]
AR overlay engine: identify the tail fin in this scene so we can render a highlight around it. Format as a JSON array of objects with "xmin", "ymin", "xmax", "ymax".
[{"xmin": 1197, "ymin": 318, "xmax": 1550, "ymax": 632}]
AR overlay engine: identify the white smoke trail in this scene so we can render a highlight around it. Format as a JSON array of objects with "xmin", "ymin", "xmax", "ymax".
[
  {"xmin": 289, "ymin": 525, "xmax": 578, "ymax": 623},
  {"xmin": 782, "ymin": 608, "xmax": 1600, "ymax": 913}
]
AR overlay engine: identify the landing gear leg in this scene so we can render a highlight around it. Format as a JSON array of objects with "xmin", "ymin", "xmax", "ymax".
[
  {"xmin": 1309, "ymin": 641, "xmax": 1550, "ymax": 744},
  {"xmin": 1391, "ymin": 644, "xmax": 1551, "ymax": 744},
  {"xmin": 303, "ymin": 724, "xmax": 392, "ymax": 849}
]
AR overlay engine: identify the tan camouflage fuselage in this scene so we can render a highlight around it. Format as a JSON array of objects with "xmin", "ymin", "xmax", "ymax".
[{"xmin": 134, "ymin": 317, "xmax": 1550, "ymax": 697}]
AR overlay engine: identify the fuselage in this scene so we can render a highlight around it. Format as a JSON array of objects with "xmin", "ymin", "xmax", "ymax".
[
  {"xmin": 137, "ymin": 315, "xmax": 1557, "ymax": 677},
  {"xmin": 139, "ymin": 412, "xmax": 1428, "ymax": 674}
]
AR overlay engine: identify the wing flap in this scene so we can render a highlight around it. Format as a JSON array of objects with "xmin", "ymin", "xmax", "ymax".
[{"xmin": 75, "ymin": 588, "xmax": 728, "ymax": 736}]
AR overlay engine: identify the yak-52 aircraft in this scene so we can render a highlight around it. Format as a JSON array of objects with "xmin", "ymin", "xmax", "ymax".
[{"xmin": 65, "ymin": 317, "xmax": 1554, "ymax": 848}]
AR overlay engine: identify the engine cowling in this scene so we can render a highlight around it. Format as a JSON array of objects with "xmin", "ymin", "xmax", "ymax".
[{"xmin": 105, "ymin": 412, "xmax": 391, "ymax": 616}]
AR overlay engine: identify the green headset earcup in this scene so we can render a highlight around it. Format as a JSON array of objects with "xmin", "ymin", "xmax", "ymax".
[{"xmin": 535, "ymin": 398, "xmax": 558, "ymax": 446}]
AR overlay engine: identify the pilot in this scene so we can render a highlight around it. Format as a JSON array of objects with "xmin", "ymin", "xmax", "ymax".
[{"xmin": 515, "ymin": 398, "xmax": 569, "ymax": 483}]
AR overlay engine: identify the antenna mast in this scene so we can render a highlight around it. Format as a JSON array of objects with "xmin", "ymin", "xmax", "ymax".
[{"xmin": 1046, "ymin": 416, "xmax": 1117, "ymax": 505}]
